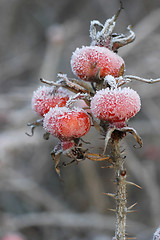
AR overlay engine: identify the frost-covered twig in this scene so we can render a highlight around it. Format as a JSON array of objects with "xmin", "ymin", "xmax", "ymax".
[
  {"xmin": 124, "ymin": 75, "xmax": 160, "ymax": 84},
  {"xmin": 153, "ymin": 227, "xmax": 160, "ymax": 240}
]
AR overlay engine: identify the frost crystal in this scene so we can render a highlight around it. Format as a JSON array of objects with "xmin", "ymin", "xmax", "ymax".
[
  {"xmin": 91, "ymin": 87, "xmax": 141, "ymax": 123},
  {"xmin": 104, "ymin": 75, "xmax": 117, "ymax": 88},
  {"xmin": 32, "ymin": 85, "xmax": 69, "ymax": 116},
  {"xmin": 43, "ymin": 106, "xmax": 91, "ymax": 140},
  {"xmin": 70, "ymin": 46, "xmax": 124, "ymax": 81},
  {"xmin": 153, "ymin": 227, "xmax": 160, "ymax": 240}
]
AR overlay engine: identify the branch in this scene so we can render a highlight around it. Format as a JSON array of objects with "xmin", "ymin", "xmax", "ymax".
[{"xmin": 124, "ymin": 75, "xmax": 160, "ymax": 84}]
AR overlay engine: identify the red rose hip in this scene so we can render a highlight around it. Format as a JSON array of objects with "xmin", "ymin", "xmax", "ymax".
[
  {"xmin": 71, "ymin": 46, "xmax": 124, "ymax": 81},
  {"xmin": 32, "ymin": 86, "xmax": 69, "ymax": 116},
  {"xmin": 91, "ymin": 87, "xmax": 141, "ymax": 125},
  {"xmin": 43, "ymin": 107, "xmax": 91, "ymax": 140}
]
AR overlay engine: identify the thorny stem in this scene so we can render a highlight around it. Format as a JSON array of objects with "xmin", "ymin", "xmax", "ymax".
[{"xmin": 112, "ymin": 140, "xmax": 127, "ymax": 240}]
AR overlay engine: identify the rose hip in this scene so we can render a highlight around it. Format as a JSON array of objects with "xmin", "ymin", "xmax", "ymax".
[
  {"xmin": 91, "ymin": 87, "xmax": 141, "ymax": 126},
  {"xmin": 32, "ymin": 86, "xmax": 69, "ymax": 116},
  {"xmin": 43, "ymin": 107, "xmax": 91, "ymax": 140},
  {"xmin": 71, "ymin": 46, "xmax": 124, "ymax": 81}
]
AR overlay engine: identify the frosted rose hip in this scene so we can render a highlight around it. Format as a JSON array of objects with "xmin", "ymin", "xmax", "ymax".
[
  {"xmin": 91, "ymin": 87, "xmax": 141, "ymax": 124},
  {"xmin": 32, "ymin": 86, "xmax": 69, "ymax": 116},
  {"xmin": 71, "ymin": 46, "xmax": 124, "ymax": 81},
  {"xmin": 43, "ymin": 107, "xmax": 91, "ymax": 140}
]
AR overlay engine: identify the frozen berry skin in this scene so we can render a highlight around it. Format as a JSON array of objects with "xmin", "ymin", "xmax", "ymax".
[
  {"xmin": 91, "ymin": 87, "xmax": 141, "ymax": 125},
  {"xmin": 71, "ymin": 46, "xmax": 124, "ymax": 81},
  {"xmin": 32, "ymin": 86, "xmax": 69, "ymax": 116},
  {"xmin": 43, "ymin": 107, "xmax": 91, "ymax": 140}
]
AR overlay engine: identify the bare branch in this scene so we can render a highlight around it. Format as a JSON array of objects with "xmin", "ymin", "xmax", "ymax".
[{"xmin": 124, "ymin": 75, "xmax": 160, "ymax": 84}]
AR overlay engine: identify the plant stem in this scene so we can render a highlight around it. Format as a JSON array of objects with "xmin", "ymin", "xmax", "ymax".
[{"xmin": 112, "ymin": 140, "xmax": 127, "ymax": 240}]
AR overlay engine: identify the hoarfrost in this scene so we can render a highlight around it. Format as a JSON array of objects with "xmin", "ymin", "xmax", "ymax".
[
  {"xmin": 153, "ymin": 227, "xmax": 160, "ymax": 240},
  {"xmin": 70, "ymin": 46, "xmax": 124, "ymax": 81},
  {"xmin": 32, "ymin": 85, "xmax": 69, "ymax": 116},
  {"xmin": 91, "ymin": 87, "xmax": 141, "ymax": 123},
  {"xmin": 43, "ymin": 106, "xmax": 91, "ymax": 140},
  {"xmin": 104, "ymin": 75, "xmax": 117, "ymax": 88}
]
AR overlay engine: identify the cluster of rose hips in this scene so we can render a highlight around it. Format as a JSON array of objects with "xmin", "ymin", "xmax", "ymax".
[{"xmin": 27, "ymin": 7, "xmax": 144, "ymax": 175}]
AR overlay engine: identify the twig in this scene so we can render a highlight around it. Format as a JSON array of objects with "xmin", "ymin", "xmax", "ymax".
[{"xmin": 124, "ymin": 75, "xmax": 160, "ymax": 84}]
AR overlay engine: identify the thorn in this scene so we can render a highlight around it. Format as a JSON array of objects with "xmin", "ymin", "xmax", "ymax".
[
  {"xmin": 108, "ymin": 208, "xmax": 116, "ymax": 212},
  {"xmin": 126, "ymin": 181, "xmax": 142, "ymax": 189},
  {"xmin": 103, "ymin": 192, "xmax": 116, "ymax": 198},
  {"xmin": 101, "ymin": 163, "xmax": 114, "ymax": 169},
  {"xmin": 128, "ymin": 202, "xmax": 137, "ymax": 210},
  {"xmin": 127, "ymin": 210, "xmax": 137, "ymax": 213},
  {"xmin": 126, "ymin": 237, "xmax": 136, "ymax": 240}
]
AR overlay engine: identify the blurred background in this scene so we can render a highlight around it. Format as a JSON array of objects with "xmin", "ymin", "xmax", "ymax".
[{"xmin": 0, "ymin": 0, "xmax": 160, "ymax": 239}]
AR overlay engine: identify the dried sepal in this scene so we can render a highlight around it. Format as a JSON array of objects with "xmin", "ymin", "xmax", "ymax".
[
  {"xmin": 103, "ymin": 127, "xmax": 116, "ymax": 154},
  {"xmin": 26, "ymin": 118, "xmax": 43, "ymax": 137},
  {"xmin": 51, "ymin": 150, "xmax": 62, "ymax": 177},
  {"xmin": 43, "ymin": 132, "xmax": 50, "ymax": 140},
  {"xmin": 86, "ymin": 152, "xmax": 111, "ymax": 161},
  {"xmin": 90, "ymin": 2, "xmax": 123, "ymax": 48},
  {"xmin": 89, "ymin": 2, "xmax": 136, "ymax": 52},
  {"xmin": 112, "ymin": 25, "xmax": 135, "ymax": 52},
  {"xmin": 117, "ymin": 126, "xmax": 143, "ymax": 148}
]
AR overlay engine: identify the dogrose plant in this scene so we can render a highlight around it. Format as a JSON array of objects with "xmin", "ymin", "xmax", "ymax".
[{"xmin": 27, "ymin": 3, "xmax": 160, "ymax": 240}]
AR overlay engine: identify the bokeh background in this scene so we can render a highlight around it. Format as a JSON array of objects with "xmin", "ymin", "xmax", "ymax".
[{"xmin": 1, "ymin": 0, "xmax": 160, "ymax": 239}]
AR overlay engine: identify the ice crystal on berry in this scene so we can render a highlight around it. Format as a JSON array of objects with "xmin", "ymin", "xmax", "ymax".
[
  {"xmin": 32, "ymin": 85, "xmax": 69, "ymax": 116},
  {"xmin": 43, "ymin": 106, "xmax": 91, "ymax": 140},
  {"xmin": 91, "ymin": 87, "xmax": 141, "ymax": 124},
  {"xmin": 71, "ymin": 46, "xmax": 124, "ymax": 81}
]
